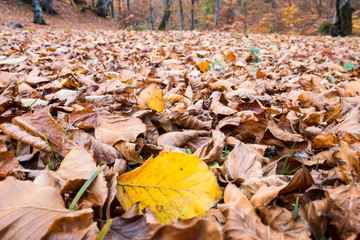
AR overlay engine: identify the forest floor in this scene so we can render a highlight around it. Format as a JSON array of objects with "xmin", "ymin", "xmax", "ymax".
[
  {"xmin": 0, "ymin": 0, "xmax": 118, "ymax": 30},
  {"xmin": 1, "ymin": 4, "xmax": 360, "ymax": 239}
]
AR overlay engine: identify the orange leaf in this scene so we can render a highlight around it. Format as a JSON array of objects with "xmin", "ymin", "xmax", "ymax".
[
  {"xmin": 138, "ymin": 84, "xmax": 165, "ymax": 112},
  {"xmin": 225, "ymin": 52, "xmax": 237, "ymax": 64},
  {"xmin": 198, "ymin": 61, "xmax": 211, "ymax": 72}
]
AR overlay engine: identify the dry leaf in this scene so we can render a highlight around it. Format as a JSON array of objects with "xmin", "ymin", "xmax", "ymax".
[
  {"xmin": 95, "ymin": 112, "xmax": 146, "ymax": 145},
  {"xmin": 117, "ymin": 152, "xmax": 222, "ymax": 223},
  {"xmin": 138, "ymin": 84, "xmax": 165, "ymax": 112},
  {"xmin": 222, "ymin": 142, "xmax": 263, "ymax": 184},
  {"xmin": 328, "ymin": 182, "xmax": 360, "ymax": 240},
  {"xmin": 0, "ymin": 177, "xmax": 96, "ymax": 240}
]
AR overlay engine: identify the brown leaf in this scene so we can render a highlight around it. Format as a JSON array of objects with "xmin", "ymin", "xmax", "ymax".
[
  {"xmin": 0, "ymin": 177, "xmax": 95, "ymax": 240},
  {"xmin": 328, "ymin": 182, "xmax": 360, "ymax": 240},
  {"xmin": 35, "ymin": 148, "xmax": 108, "ymax": 210},
  {"xmin": 334, "ymin": 141, "xmax": 360, "ymax": 183},
  {"xmin": 301, "ymin": 189, "xmax": 333, "ymax": 240},
  {"xmin": 171, "ymin": 111, "xmax": 212, "ymax": 130},
  {"xmin": 0, "ymin": 139, "xmax": 19, "ymax": 178},
  {"xmin": 194, "ymin": 130, "xmax": 225, "ymax": 163},
  {"xmin": 279, "ymin": 167, "xmax": 315, "ymax": 195},
  {"xmin": 222, "ymin": 142, "xmax": 263, "ymax": 184},
  {"xmin": 267, "ymin": 118, "xmax": 305, "ymax": 143},
  {"xmin": 219, "ymin": 204, "xmax": 292, "ymax": 240},
  {"xmin": 148, "ymin": 218, "xmax": 223, "ymax": 240},
  {"xmin": 42, "ymin": 219, "xmax": 98, "ymax": 240},
  {"xmin": 105, "ymin": 203, "xmax": 150, "ymax": 240},
  {"xmin": 157, "ymin": 130, "xmax": 204, "ymax": 148},
  {"xmin": 95, "ymin": 112, "xmax": 146, "ymax": 145},
  {"xmin": 210, "ymin": 92, "xmax": 237, "ymax": 116},
  {"xmin": 224, "ymin": 183, "xmax": 260, "ymax": 220},
  {"xmin": 0, "ymin": 123, "xmax": 50, "ymax": 153},
  {"xmin": 114, "ymin": 141, "xmax": 143, "ymax": 164},
  {"xmin": 312, "ymin": 133, "xmax": 339, "ymax": 149},
  {"xmin": 257, "ymin": 204, "xmax": 311, "ymax": 239}
]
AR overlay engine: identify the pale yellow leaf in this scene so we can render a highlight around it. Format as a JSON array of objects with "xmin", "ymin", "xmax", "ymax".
[{"xmin": 116, "ymin": 152, "xmax": 222, "ymax": 223}]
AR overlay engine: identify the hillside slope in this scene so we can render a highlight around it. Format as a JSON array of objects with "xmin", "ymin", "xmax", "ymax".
[{"xmin": 0, "ymin": 0, "xmax": 118, "ymax": 30}]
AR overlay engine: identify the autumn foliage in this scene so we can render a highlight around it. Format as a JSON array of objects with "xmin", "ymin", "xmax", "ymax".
[{"xmin": 0, "ymin": 28, "xmax": 360, "ymax": 239}]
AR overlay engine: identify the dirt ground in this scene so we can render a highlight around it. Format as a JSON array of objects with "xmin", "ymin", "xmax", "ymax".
[{"xmin": 0, "ymin": 0, "xmax": 119, "ymax": 31}]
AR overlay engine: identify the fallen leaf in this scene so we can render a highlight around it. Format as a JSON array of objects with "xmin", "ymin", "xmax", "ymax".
[
  {"xmin": 0, "ymin": 56, "xmax": 27, "ymax": 65},
  {"xmin": 222, "ymin": 142, "xmax": 263, "ymax": 184},
  {"xmin": 95, "ymin": 112, "xmax": 146, "ymax": 145},
  {"xmin": 328, "ymin": 182, "xmax": 360, "ymax": 240},
  {"xmin": 0, "ymin": 177, "xmax": 96, "ymax": 239},
  {"xmin": 138, "ymin": 84, "xmax": 165, "ymax": 112},
  {"xmin": 279, "ymin": 167, "xmax": 315, "ymax": 195},
  {"xmin": 116, "ymin": 152, "xmax": 222, "ymax": 223},
  {"xmin": 225, "ymin": 52, "xmax": 237, "ymax": 64}
]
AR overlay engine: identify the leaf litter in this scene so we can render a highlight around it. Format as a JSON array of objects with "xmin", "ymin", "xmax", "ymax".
[{"xmin": 0, "ymin": 28, "xmax": 360, "ymax": 239}]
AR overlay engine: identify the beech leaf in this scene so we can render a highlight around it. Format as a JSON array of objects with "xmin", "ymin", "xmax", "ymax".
[{"xmin": 116, "ymin": 152, "xmax": 222, "ymax": 223}]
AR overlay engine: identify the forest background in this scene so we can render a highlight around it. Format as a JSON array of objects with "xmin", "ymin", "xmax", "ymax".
[{"xmin": 1, "ymin": 0, "xmax": 360, "ymax": 36}]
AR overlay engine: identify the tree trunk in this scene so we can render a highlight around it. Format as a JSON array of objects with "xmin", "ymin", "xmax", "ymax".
[
  {"xmin": 179, "ymin": 0, "xmax": 184, "ymax": 30},
  {"xmin": 95, "ymin": 0, "xmax": 108, "ymax": 17},
  {"xmin": 214, "ymin": 0, "xmax": 220, "ymax": 28},
  {"xmin": 43, "ymin": 0, "xmax": 56, "ymax": 15},
  {"xmin": 150, "ymin": 0, "xmax": 154, "ymax": 30},
  {"xmin": 271, "ymin": 0, "xmax": 276, "ymax": 8},
  {"xmin": 332, "ymin": 0, "xmax": 353, "ymax": 36},
  {"xmin": 33, "ymin": 0, "xmax": 46, "ymax": 24},
  {"xmin": 127, "ymin": 0, "xmax": 130, "ymax": 10},
  {"xmin": 159, "ymin": 0, "xmax": 173, "ymax": 31},
  {"xmin": 109, "ymin": 0, "xmax": 114, "ymax": 19},
  {"xmin": 318, "ymin": 0, "xmax": 322, "ymax": 17},
  {"xmin": 191, "ymin": 0, "xmax": 195, "ymax": 30}
]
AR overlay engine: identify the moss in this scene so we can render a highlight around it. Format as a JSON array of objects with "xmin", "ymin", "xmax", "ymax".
[
  {"xmin": 340, "ymin": 1, "xmax": 353, "ymax": 36},
  {"xmin": 318, "ymin": 20, "xmax": 333, "ymax": 35}
]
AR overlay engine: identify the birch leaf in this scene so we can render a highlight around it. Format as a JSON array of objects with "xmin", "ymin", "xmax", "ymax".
[{"xmin": 116, "ymin": 152, "xmax": 222, "ymax": 223}]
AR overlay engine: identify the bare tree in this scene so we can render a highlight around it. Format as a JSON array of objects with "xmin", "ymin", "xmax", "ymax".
[
  {"xmin": 127, "ymin": 0, "xmax": 130, "ymax": 10},
  {"xmin": 159, "ymin": 0, "xmax": 174, "ymax": 30},
  {"xmin": 214, "ymin": 0, "xmax": 220, "ymax": 27},
  {"xmin": 179, "ymin": 0, "xmax": 184, "ymax": 30},
  {"xmin": 43, "ymin": 0, "xmax": 56, "ymax": 15},
  {"xmin": 150, "ymin": 0, "xmax": 154, "ymax": 30},
  {"xmin": 191, "ymin": 0, "xmax": 195, "ymax": 30},
  {"xmin": 332, "ymin": 0, "xmax": 353, "ymax": 36},
  {"xmin": 33, "ymin": 0, "xmax": 46, "ymax": 24}
]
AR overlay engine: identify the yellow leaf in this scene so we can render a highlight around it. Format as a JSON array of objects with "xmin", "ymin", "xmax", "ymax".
[
  {"xmin": 138, "ymin": 84, "xmax": 165, "ymax": 112},
  {"xmin": 116, "ymin": 152, "xmax": 222, "ymax": 223},
  {"xmin": 198, "ymin": 61, "xmax": 211, "ymax": 72}
]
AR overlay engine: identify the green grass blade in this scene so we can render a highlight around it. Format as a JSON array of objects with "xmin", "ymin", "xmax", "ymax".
[
  {"xmin": 69, "ymin": 164, "xmax": 106, "ymax": 211},
  {"xmin": 44, "ymin": 136, "xmax": 56, "ymax": 170},
  {"xmin": 281, "ymin": 141, "xmax": 297, "ymax": 175},
  {"xmin": 96, "ymin": 219, "xmax": 113, "ymax": 240},
  {"xmin": 293, "ymin": 196, "xmax": 299, "ymax": 219},
  {"xmin": 286, "ymin": 165, "xmax": 302, "ymax": 176},
  {"xmin": 315, "ymin": 158, "xmax": 320, "ymax": 171}
]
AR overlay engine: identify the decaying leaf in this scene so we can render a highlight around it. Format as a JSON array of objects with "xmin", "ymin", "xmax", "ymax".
[
  {"xmin": 116, "ymin": 152, "xmax": 222, "ymax": 223},
  {"xmin": 95, "ymin": 112, "xmax": 146, "ymax": 145},
  {"xmin": 222, "ymin": 142, "xmax": 263, "ymax": 184},
  {"xmin": 0, "ymin": 177, "xmax": 96, "ymax": 240},
  {"xmin": 138, "ymin": 84, "xmax": 165, "ymax": 112},
  {"xmin": 328, "ymin": 182, "xmax": 360, "ymax": 240}
]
